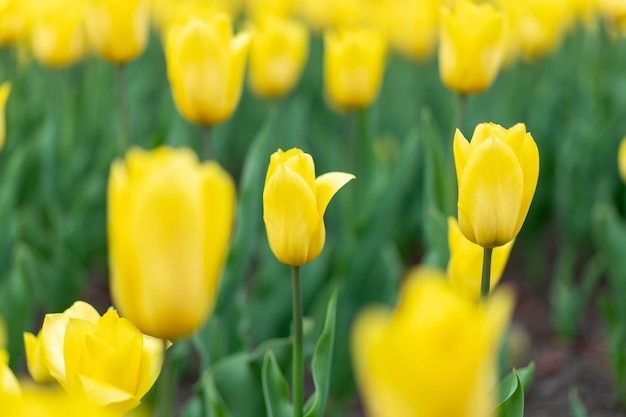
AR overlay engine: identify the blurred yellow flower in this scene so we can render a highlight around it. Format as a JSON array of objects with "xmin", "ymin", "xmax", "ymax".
[
  {"xmin": 352, "ymin": 268, "xmax": 513, "ymax": 417},
  {"xmin": 447, "ymin": 217, "xmax": 514, "ymax": 301},
  {"xmin": 151, "ymin": 0, "xmax": 236, "ymax": 36},
  {"xmin": 23, "ymin": 329, "xmax": 55, "ymax": 383},
  {"xmin": 0, "ymin": 316, "xmax": 21, "ymax": 405},
  {"xmin": 0, "ymin": 0, "xmax": 31, "ymax": 45},
  {"xmin": 598, "ymin": 0, "xmax": 626, "ymax": 33},
  {"xmin": 85, "ymin": 0, "xmax": 150, "ymax": 64},
  {"xmin": 30, "ymin": 0, "xmax": 87, "ymax": 68},
  {"xmin": 0, "ymin": 82, "xmax": 10, "ymax": 152},
  {"xmin": 246, "ymin": 0, "xmax": 296, "ymax": 19},
  {"xmin": 263, "ymin": 148, "xmax": 354, "ymax": 266},
  {"xmin": 248, "ymin": 16, "xmax": 308, "ymax": 99},
  {"xmin": 378, "ymin": 0, "xmax": 439, "ymax": 61},
  {"xmin": 39, "ymin": 301, "xmax": 164, "ymax": 415},
  {"xmin": 324, "ymin": 28, "xmax": 386, "ymax": 110},
  {"xmin": 454, "ymin": 122, "xmax": 539, "ymax": 248},
  {"xmin": 108, "ymin": 147, "xmax": 236, "ymax": 339},
  {"xmin": 7, "ymin": 387, "xmax": 116, "ymax": 417},
  {"xmin": 439, "ymin": 0, "xmax": 505, "ymax": 94},
  {"xmin": 618, "ymin": 137, "xmax": 626, "ymax": 184},
  {"xmin": 166, "ymin": 14, "xmax": 251, "ymax": 126}
]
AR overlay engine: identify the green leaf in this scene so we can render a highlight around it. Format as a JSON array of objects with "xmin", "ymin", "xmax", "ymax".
[
  {"xmin": 569, "ymin": 389, "xmax": 589, "ymax": 417},
  {"xmin": 304, "ymin": 290, "xmax": 338, "ymax": 417},
  {"xmin": 516, "ymin": 363, "xmax": 535, "ymax": 394},
  {"xmin": 262, "ymin": 350, "xmax": 293, "ymax": 417},
  {"xmin": 493, "ymin": 367, "xmax": 529, "ymax": 417},
  {"xmin": 200, "ymin": 369, "xmax": 232, "ymax": 417}
]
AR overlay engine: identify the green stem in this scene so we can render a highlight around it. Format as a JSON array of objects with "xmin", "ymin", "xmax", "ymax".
[
  {"xmin": 157, "ymin": 339, "xmax": 175, "ymax": 417},
  {"xmin": 117, "ymin": 65, "xmax": 130, "ymax": 153},
  {"xmin": 481, "ymin": 247, "xmax": 493, "ymax": 302},
  {"xmin": 455, "ymin": 93, "xmax": 467, "ymax": 132},
  {"xmin": 291, "ymin": 265, "xmax": 303, "ymax": 417},
  {"xmin": 203, "ymin": 126, "xmax": 212, "ymax": 161}
]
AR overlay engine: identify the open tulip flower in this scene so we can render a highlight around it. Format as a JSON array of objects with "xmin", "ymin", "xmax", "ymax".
[
  {"xmin": 263, "ymin": 148, "xmax": 354, "ymax": 266},
  {"xmin": 108, "ymin": 147, "xmax": 236, "ymax": 340},
  {"xmin": 454, "ymin": 122, "xmax": 539, "ymax": 248},
  {"xmin": 166, "ymin": 14, "xmax": 251, "ymax": 126},
  {"xmin": 37, "ymin": 301, "xmax": 164, "ymax": 416},
  {"xmin": 85, "ymin": 0, "xmax": 150, "ymax": 64},
  {"xmin": 352, "ymin": 269, "xmax": 513, "ymax": 417},
  {"xmin": 439, "ymin": 0, "xmax": 505, "ymax": 94}
]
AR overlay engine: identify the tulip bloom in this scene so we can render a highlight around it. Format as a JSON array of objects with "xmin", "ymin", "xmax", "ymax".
[
  {"xmin": 263, "ymin": 148, "xmax": 354, "ymax": 266},
  {"xmin": 23, "ymin": 329, "xmax": 55, "ymax": 383},
  {"xmin": 248, "ymin": 16, "xmax": 308, "ymax": 99},
  {"xmin": 84, "ymin": 0, "xmax": 150, "ymax": 64},
  {"xmin": 352, "ymin": 269, "xmax": 512, "ymax": 417},
  {"xmin": 324, "ymin": 28, "xmax": 386, "ymax": 110},
  {"xmin": 439, "ymin": 0, "xmax": 505, "ymax": 94},
  {"xmin": 454, "ymin": 122, "xmax": 539, "ymax": 248},
  {"xmin": 447, "ymin": 217, "xmax": 514, "ymax": 300},
  {"xmin": 37, "ymin": 301, "xmax": 163, "ymax": 415},
  {"xmin": 166, "ymin": 14, "xmax": 250, "ymax": 126},
  {"xmin": 108, "ymin": 147, "xmax": 236, "ymax": 339},
  {"xmin": 0, "ymin": 82, "xmax": 10, "ymax": 152},
  {"xmin": 30, "ymin": 0, "xmax": 87, "ymax": 68},
  {"xmin": 6, "ymin": 389, "xmax": 114, "ymax": 417}
]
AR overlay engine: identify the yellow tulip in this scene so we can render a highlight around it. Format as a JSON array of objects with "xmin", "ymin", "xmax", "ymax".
[
  {"xmin": 166, "ymin": 14, "xmax": 251, "ymax": 126},
  {"xmin": 263, "ymin": 148, "xmax": 354, "ymax": 266},
  {"xmin": 23, "ymin": 329, "xmax": 55, "ymax": 383},
  {"xmin": 0, "ymin": 316, "xmax": 21, "ymax": 404},
  {"xmin": 245, "ymin": 0, "xmax": 296, "ymax": 19},
  {"xmin": 324, "ymin": 28, "xmax": 386, "ymax": 110},
  {"xmin": 152, "ymin": 0, "xmax": 237, "ymax": 35},
  {"xmin": 619, "ymin": 137, "xmax": 626, "ymax": 184},
  {"xmin": 599, "ymin": 0, "xmax": 626, "ymax": 33},
  {"xmin": 29, "ymin": 0, "xmax": 87, "ymax": 68},
  {"xmin": 248, "ymin": 15, "xmax": 308, "ymax": 99},
  {"xmin": 108, "ymin": 147, "xmax": 236, "ymax": 339},
  {"xmin": 0, "ymin": 0, "xmax": 31, "ymax": 45},
  {"xmin": 447, "ymin": 217, "xmax": 514, "ymax": 301},
  {"xmin": 454, "ymin": 122, "xmax": 539, "ymax": 248},
  {"xmin": 378, "ymin": 0, "xmax": 439, "ymax": 61},
  {"xmin": 39, "ymin": 301, "xmax": 164, "ymax": 415},
  {"xmin": 0, "ymin": 82, "xmax": 10, "ymax": 152},
  {"xmin": 352, "ymin": 268, "xmax": 513, "ymax": 417},
  {"xmin": 439, "ymin": 0, "xmax": 505, "ymax": 94},
  {"xmin": 84, "ymin": 0, "xmax": 150, "ymax": 64}
]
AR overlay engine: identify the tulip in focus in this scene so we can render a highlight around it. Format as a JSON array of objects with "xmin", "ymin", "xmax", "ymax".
[
  {"xmin": 38, "ymin": 301, "xmax": 164, "ymax": 415},
  {"xmin": 439, "ymin": 0, "xmax": 505, "ymax": 94},
  {"xmin": 166, "ymin": 14, "xmax": 251, "ymax": 126},
  {"xmin": 0, "ymin": 82, "xmax": 10, "ymax": 152},
  {"xmin": 324, "ymin": 28, "xmax": 386, "ymax": 110},
  {"xmin": 248, "ymin": 15, "xmax": 308, "ymax": 99},
  {"xmin": 263, "ymin": 148, "xmax": 354, "ymax": 266},
  {"xmin": 108, "ymin": 147, "xmax": 236, "ymax": 339},
  {"xmin": 447, "ymin": 217, "xmax": 514, "ymax": 301},
  {"xmin": 85, "ymin": 0, "xmax": 150, "ymax": 64},
  {"xmin": 454, "ymin": 122, "xmax": 539, "ymax": 248},
  {"xmin": 352, "ymin": 268, "xmax": 513, "ymax": 417},
  {"xmin": 30, "ymin": 0, "xmax": 87, "ymax": 68},
  {"xmin": 23, "ymin": 329, "xmax": 54, "ymax": 383}
]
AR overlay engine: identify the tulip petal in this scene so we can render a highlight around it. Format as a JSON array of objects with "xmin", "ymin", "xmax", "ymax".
[
  {"xmin": 78, "ymin": 374, "xmax": 140, "ymax": 413},
  {"xmin": 24, "ymin": 331, "xmax": 54, "ymax": 383},
  {"xmin": 135, "ymin": 335, "xmax": 164, "ymax": 398},
  {"xmin": 458, "ymin": 137, "xmax": 523, "ymax": 247},
  {"xmin": 513, "ymin": 133, "xmax": 539, "ymax": 237},
  {"xmin": 315, "ymin": 172, "xmax": 355, "ymax": 216},
  {"xmin": 453, "ymin": 129, "xmax": 470, "ymax": 188},
  {"xmin": 263, "ymin": 164, "xmax": 319, "ymax": 265},
  {"xmin": 226, "ymin": 31, "xmax": 251, "ymax": 118}
]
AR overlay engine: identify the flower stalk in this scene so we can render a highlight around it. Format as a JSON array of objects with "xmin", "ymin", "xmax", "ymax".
[
  {"xmin": 291, "ymin": 265, "xmax": 303, "ymax": 417},
  {"xmin": 480, "ymin": 247, "xmax": 493, "ymax": 301}
]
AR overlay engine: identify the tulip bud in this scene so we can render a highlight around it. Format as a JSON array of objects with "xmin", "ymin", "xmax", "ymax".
[
  {"xmin": 30, "ymin": 0, "xmax": 87, "ymax": 68},
  {"xmin": 248, "ymin": 15, "xmax": 308, "ymax": 99},
  {"xmin": 166, "ymin": 14, "xmax": 251, "ymax": 126},
  {"xmin": 454, "ymin": 122, "xmax": 539, "ymax": 248},
  {"xmin": 37, "ymin": 301, "xmax": 164, "ymax": 415},
  {"xmin": 108, "ymin": 147, "xmax": 236, "ymax": 339},
  {"xmin": 263, "ymin": 148, "xmax": 354, "ymax": 266},
  {"xmin": 324, "ymin": 27, "xmax": 386, "ymax": 110},
  {"xmin": 439, "ymin": 0, "xmax": 505, "ymax": 94},
  {"xmin": 447, "ymin": 217, "xmax": 514, "ymax": 300},
  {"xmin": 85, "ymin": 0, "xmax": 150, "ymax": 64},
  {"xmin": 352, "ymin": 269, "xmax": 513, "ymax": 417},
  {"xmin": 0, "ymin": 82, "xmax": 10, "ymax": 152}
]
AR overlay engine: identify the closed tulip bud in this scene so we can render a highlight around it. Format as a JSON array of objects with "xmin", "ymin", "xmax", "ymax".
[
  {"xmin": 439, "ymin": 0, "xmax": 504, "ymax": 94},
  {"xmin": 30, "ymin": 0, "xmax": 87, "ymax": 68},
  {"xmin": 324, "ymin": 28, "xmax": 386, "ymax": 110},
  {"xmin": 447, "ymin": 217, "xmax": 514, "ymax": 300},
  {"xmin": 0, "ymin": 82, "xmax": 10, "ymax": 152},
  {"xmin": 454, "ymin": 122, "xmax": 539, "ymax": 248},
  {"xmin": 263, "ymin": 148, "xmax": 354, "ymax": 266},
  {"xmin": 108, "ymin": 147, "xmax": 236, "ymax": 340},
  {"xmin": 38, "ymin": 301, "xmax": 163, "ymax": 415},
  {"xmin": 248, "ymin": 16, "xmax": 308, "ymax": 99},
  {"xmin": 23, "ymin": 329, "xmax": 55, "ymax": 383},
  {"xmin": 166, "ymin": 14, "xmax": 251, "ymax": 126},
  {"xmin": 352, "ymin": 269, "xmax": 513, "ymax": 417},
  {"xmin": 85, "ymin": 0, "xmax": 150, "ymax": 64}
]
